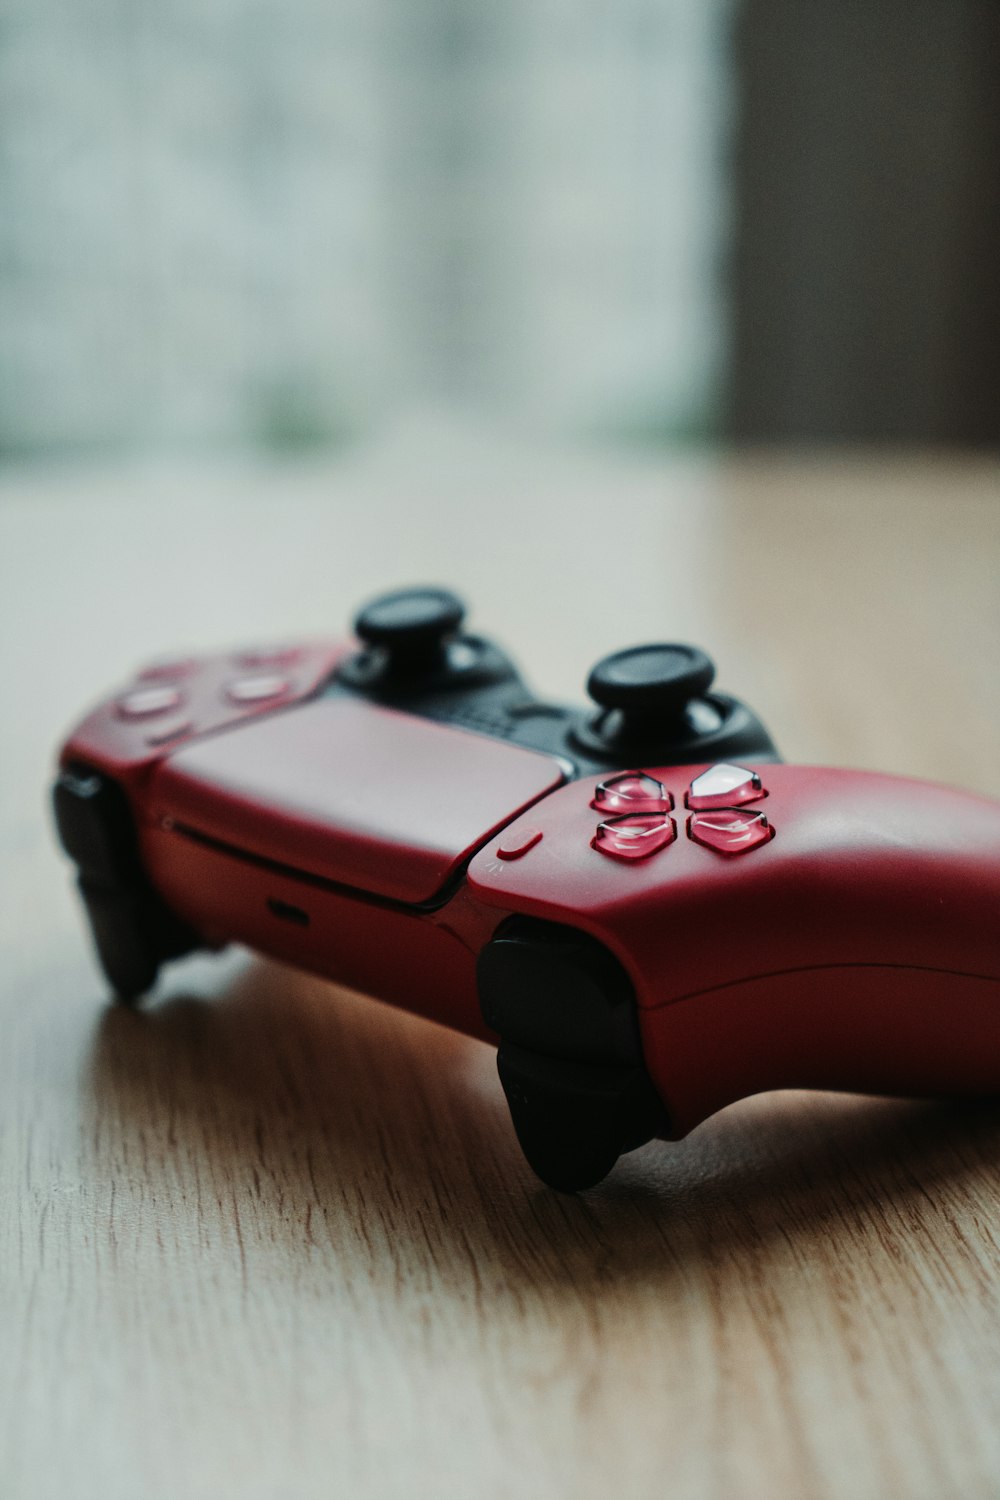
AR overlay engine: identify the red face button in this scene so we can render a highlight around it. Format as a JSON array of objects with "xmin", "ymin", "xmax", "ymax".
[
  {"xmin": 688, "ymin": 807, "xmax": 773, "ymax": 855},
  {"xmin": 591, "ymin": 771, "xmax": 673, "ymax": 816},
  {"xmin": 235, "ymin": 646, "xmax": 303, "ymax": 670},
  {"xmin": 593, "ymin": 813, "xmax": 676, "ymax": 862},
  {"xmin": 496, "ymin": 826, "xmax": 543, "ymax": 861},
  {"xmin": 116, "ymin": 686, "xmax": 184, "ymax": 719},
  {"xmin": 686, "ymin": 763, "xmax": 765, "ymax": 810},
  {"xmin": 226, "ymin": 674, "xmax": 291, "ymax": 705}
]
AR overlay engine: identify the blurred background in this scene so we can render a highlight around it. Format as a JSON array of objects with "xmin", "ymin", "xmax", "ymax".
[
  {"xmin": 1, "ymin": 0, "xmax": 998, "ymax": 808},
  {"xmin": 3, "ymin": 0, "xmax": 997, "ymax": 464},
  {"xmin": 3, "ymin": 7, "xmax": 1000, "ymax": 1495}
]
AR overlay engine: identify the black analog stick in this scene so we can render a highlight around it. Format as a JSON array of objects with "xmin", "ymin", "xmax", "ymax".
[
  {"xmin": 585, "ymin": 643, "xmax": 716, "ymax": 747},
  {"xmin": 588, "ymin": 644, "xmax": 715, "ymax": 714},
  {"xmin": 354, "ymin": 587, "xmax": 466, "ymax": 669}
]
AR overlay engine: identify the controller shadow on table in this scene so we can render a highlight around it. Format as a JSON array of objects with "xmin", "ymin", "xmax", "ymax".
[{"xmin": 86, "ymin": 955, "xmax": 1000, "ymax": 1295}]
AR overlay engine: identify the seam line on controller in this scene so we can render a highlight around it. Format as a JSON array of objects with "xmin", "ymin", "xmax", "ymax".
[
  {"xmin": 642, "ymin": 960, "xmax": 1000, "ymax": 1012},
  {"xmin": 161, "ymin": 787, "xmax": 559, "ymax": 915},
  {"xmin": 164, "ymin": 821, "xmax": 466, "ymax": 912}
]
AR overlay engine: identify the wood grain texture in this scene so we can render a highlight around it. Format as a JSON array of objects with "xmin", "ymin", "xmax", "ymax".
[{"xmin": 1, "ymin": 440, "xmax": 999, "ymax": 1500}]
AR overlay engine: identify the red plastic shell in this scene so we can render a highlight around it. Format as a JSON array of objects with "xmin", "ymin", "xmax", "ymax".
[
  {"xmin": 148, "ymin": 696, "xmax": 565, "ymax": 904},
  {"xmin": 141, "ymin": 822, "xmax": 501, "ymax": 1040},
  {"xmin": 469, "ymin": 764, "xmax": 1000, "ymax": 1132},
  {"xmin": 61, "ymin": 640, "xmax": 350, "ymax": 786},
  {"xmin": 57, "ymin": 652, "xmax": 1000, "ymax": 1144}
]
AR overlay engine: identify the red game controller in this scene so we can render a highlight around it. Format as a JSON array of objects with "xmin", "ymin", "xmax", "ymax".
[{"xmin": 53, "ymin": 587, "xmax": 1000, "ymax": 1190}]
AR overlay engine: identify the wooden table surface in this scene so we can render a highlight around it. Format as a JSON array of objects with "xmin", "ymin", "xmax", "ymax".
[{"xmin": 2, "ymin": 438, "xmax": 999, "ymax": 1500}]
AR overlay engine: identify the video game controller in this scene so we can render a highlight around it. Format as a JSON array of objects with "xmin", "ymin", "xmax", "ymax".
[{"xmin": 53, "ymin": 587, "xmax": 1000, "ymax": 1190}]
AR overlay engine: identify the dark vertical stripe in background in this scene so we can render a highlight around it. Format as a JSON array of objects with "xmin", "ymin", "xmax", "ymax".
[{"xmin": 728, "ymin": 2, "xmax": 1000, "ymax": 444}]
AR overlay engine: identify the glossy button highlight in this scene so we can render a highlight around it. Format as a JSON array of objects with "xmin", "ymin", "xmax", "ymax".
[
  {"xmin": 116, "ymin": 686, "xmax": 184, "ymax": 719},
  {"xmin": 593, "ymin": 813, "xmax": 676, "ymax": 862},
  {"xmin": 235, "ymin": 646, "xmax": 303, "ymax": 669},
  {"xmin": 686, "ymin": 763, "xmax": 765, "ymax": 810},
  {"xmin": 226, "ymin": 674, "xmax": 291, "ymax": 704},
  {"xmin": 591, "ymin": 771, "xmax": 673, "ymax": 816},
  {"xmin": 688, "ymin": 807, "xmax": 773, "ymax": 855}
]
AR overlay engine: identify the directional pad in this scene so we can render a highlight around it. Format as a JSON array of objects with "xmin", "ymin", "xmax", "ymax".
[
  {"xmin": 686, "ymin": 763, "xmax": 765, "ymax": 810},
  {"xmin": 687, "ymin": 807, "xmax": 773, "ymax": 855}
]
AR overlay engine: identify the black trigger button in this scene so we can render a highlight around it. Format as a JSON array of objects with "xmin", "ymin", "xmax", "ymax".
[
  {"xmin": 478, "ymin": 916, "xmax": 641, "ymax": 1066},
  {"xmin": 53, "ymin": 769, "xmax": 140, "ymax": 886},
  {"xmin": 77, "ymin": 879, "xmax": 162, "ymax": 1000},
  {"xmin": 496, "ymin": 1044, "xmax": 665, "ymax": 1193},
  {"xmin": 52, "ymin": 766, "xmax": 200, "ymax": 1003},
  {"xmin": 479, "ymin": 918, "xmax": 667, "ymax": 1190}
]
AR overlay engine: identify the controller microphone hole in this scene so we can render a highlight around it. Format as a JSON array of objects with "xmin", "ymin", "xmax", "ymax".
[{"xmin": 266, "ymin": 897, "xmax": 310, "ymax": 928}]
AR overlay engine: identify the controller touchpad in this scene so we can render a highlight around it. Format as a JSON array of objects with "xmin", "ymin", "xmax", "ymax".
[{"xmin": 149, "ymin": 695, "xmax": 565, "ymax": 904}]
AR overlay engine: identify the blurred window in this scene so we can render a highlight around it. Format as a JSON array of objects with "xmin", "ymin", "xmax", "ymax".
[{"xmin": 0, "ymin": 0, "xmax": 733, "ymax": 456}]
